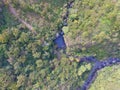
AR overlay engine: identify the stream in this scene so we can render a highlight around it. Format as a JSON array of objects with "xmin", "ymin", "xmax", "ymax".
[
  {"xmin": 79, "ymin": 57, "xmax": 120, "ymax": 90},
  {"xmin": 1, "ymin": 0, "xmax": 120, "ymax": 90},
  {"xmin": 60, "ymin": 1, "xmax": 120, "ymax": 90}
]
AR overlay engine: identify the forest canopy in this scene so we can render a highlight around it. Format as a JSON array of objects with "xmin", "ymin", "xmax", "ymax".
[{"xmin": 0, "ymin": 0, "xmax": 120, "ymax": 90}]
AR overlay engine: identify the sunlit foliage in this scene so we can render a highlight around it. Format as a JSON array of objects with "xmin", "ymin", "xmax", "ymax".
[{"xmin": 0, "ymin": 0, "xmax": 119, "ymax": 89}]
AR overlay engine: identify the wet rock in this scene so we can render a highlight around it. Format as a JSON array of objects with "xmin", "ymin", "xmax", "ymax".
[
  {"xmin": 63, "ymin": 21, "xmax": 68, "ymax": 26},
  {"xmin": 0, "ymin": 8, "xmax": 2, "ymax": 12},
  {"xmin": 61, "ymin": 1, "xmax": 74, "ymax": 27},
  {"xmin": 0, "ymin": 14, "xmax": 5, "ymax": 25}
]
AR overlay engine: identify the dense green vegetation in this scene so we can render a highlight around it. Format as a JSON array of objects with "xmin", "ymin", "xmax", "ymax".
[
  {"xmin": 0, "ymin": 0, "xmax": 120, "ymax": 90},
  {"xmin": 89, "ymin": 64, "xmax": 120, "ymax": 90},
  {"xmin": 64, "ymin": 0, "xmax": 120, "ymax": 59}
]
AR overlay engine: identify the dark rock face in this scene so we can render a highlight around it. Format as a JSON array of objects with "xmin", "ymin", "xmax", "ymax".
[
  {"xmin": 0, "ymin": 1, "xmax": 5, "ymax": 26},
  {"xmin": 61, "ymin": 0, "xmax": 74, "ymax": 27}
]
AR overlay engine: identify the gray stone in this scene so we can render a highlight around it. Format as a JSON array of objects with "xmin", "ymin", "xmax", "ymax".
[{"xmin": 0, "ymin": 8, "xmax": 2, "ymax": 12}]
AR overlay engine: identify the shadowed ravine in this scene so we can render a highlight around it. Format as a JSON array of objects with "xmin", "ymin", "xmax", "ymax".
[
  {"xmin": 60, "ymin": 1, "xmax": 120, "ymax": 90},
  {"xmin": 1, "ymin": 0, "xmax": 120, "ymax": 90}
]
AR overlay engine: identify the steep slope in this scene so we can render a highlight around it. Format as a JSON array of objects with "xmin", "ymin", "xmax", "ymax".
[
  {"xmin": 64, "ymin": 0, "xmax": 120, "ymax": 59},
  {"xmin": 0, "ymin": 0, "xmax": 120, "ymax": 90}
]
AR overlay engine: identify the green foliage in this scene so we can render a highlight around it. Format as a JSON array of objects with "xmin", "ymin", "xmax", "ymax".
[
  {"xmin": 0, "ymin": 0, "xmax": 119, "ymax": 89},
  {"xmin": 89, "ymin": 65, "xmax": 120, "ymax": 90},
  {"xmin": 65, "ymin": 0, "xmax": 120, "ymax": 59},
  {"xmin": 16, "ymin": 74, "xmax": 26, "ymax": 88},
  {"xmin": 78, "ymin": 63, "xmax": 92, "ymax": 76},
  {"xmin": 62, "ymin": 26, "xmax": 69, "ymax": 34}
]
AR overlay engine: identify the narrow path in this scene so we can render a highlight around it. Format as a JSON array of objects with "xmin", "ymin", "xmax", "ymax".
[
  {"xmin": 8, "ymin": 4, "xmax": 36, "ymax": 34},
  {"xmin": 2, "ymin": 0, "xmax": 36, "ymax": 34},
  {"xmin": 2, "ymin": 1, "xmax": 120, "ymax": 90}
]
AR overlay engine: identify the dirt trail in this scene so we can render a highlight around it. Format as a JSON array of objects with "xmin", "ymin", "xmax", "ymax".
[
  {"xmin": 9, "ymin": 4, "xmax": 36, "ymax": 34},
  {"xmin": 2, "ymin": 0, "xmax": 36, "ymax": 34}
]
